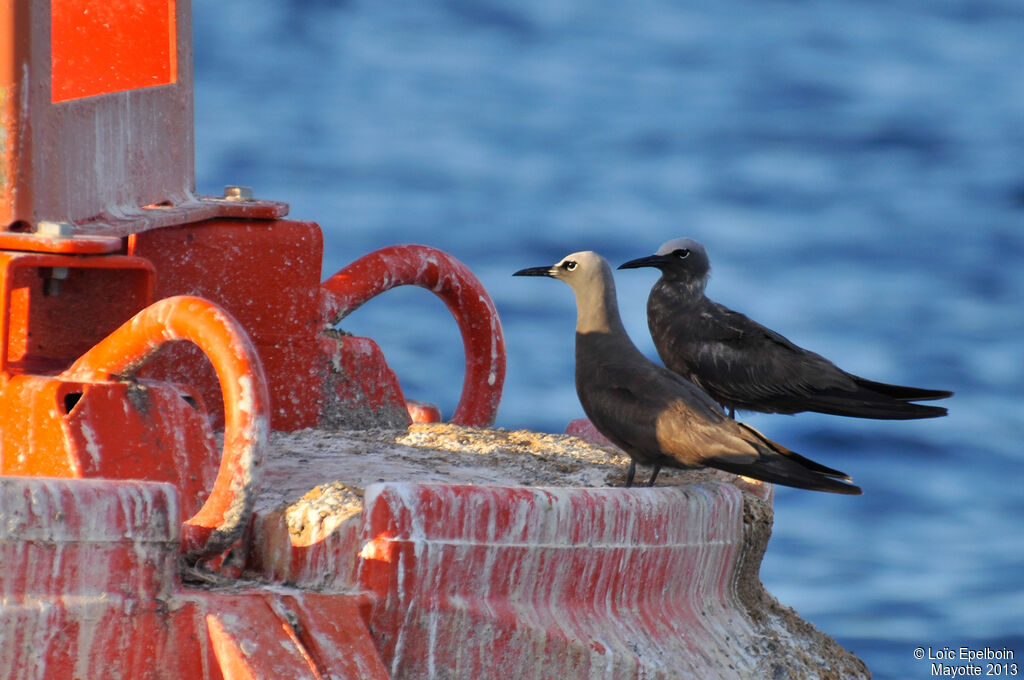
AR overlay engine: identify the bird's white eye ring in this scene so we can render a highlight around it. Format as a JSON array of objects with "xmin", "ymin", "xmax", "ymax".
[
  {"xmin": 563, "ymin": 260, "xmax": 578, "ymax": 271},
  {"xmin": 673, "ymin": 249, "xmax": 690, "ymax": 259}
]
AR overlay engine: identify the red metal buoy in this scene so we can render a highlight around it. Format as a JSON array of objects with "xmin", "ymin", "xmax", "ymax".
[{"xmin": 0, "ymin": 2, "xmax": 866, "ymax": 677}]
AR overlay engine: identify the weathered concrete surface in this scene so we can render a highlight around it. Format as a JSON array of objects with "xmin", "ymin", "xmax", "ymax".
[{"xmin": 249, "ymin": 424, "xmax": 871, "ymax": 680}]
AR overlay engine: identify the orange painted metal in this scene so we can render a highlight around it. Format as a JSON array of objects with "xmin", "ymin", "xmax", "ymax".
[
  {"xmin": 132, "ymin": 226, "xmax": 505, "ymax": 430},
  {"xmin": 0, "ymin": 251, "xmax": 154, "ymax": 373},
  {"xmin": 1, "ymin": 0, "xmax": 196, "ymax": 231},
  {"xmin": 129, "ymin": 218, "xmax": 325, "ymax": 430},
  {"xmin": 0, "ymin": 251, "xmax": 224, "ymax": 527},
  {"xmin": 405, "ymin": 398, "xmax": 443, "ymax": 423},
  {"xmin": 323, "ymin": 244, "xmax": 506, "ymax": 426},
  {"xmin": 51, "ymin": 0, "xmax": 178, "ymax": 103},
  {"xmin": 276, "ymin": 593, "xmax": 391, "ymax": 679},
  {"xmin": 0, "ymin": 231, "xmax": 123, "ymax": 254},
  {"xmin": 0, "ymin": 374, "xmax": 217, "ymax": 517},
  {"xmin": 62, "ymin": 295, "xmax": 270, "ymax": 560},
  {"xmin": 207, "ymin": 601, "xmax": 325, "ymax": 680}
]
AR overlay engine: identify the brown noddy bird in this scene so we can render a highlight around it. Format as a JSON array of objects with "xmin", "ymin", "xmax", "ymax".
[
  {"xmin": 620, "ymin": 238, "xmax": 952, "ymax": 420},
  {"xmin": 514, "ymin": 251, "xmax": 861, "ymax": 494}
]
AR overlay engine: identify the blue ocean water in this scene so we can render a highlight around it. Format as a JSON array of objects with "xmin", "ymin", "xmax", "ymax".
[{"xmin": 193, "ymin": 2, "xmax": 1024, "ymax": 677}]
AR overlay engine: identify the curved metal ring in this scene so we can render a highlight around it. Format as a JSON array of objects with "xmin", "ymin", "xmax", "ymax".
[
  {"xmin": 61, "ymin": 295, "xmax": 270, "ymax": 561},
  {"xmin": 322, "ymin": 244, "xmax": 506, "ymax": 427}
]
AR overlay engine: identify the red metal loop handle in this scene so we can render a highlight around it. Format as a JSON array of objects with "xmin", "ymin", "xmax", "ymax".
[
  {"xmin": 322, "ymin": 244, "xmax": 506, "ymax": 427},
  {"xmin": 61, "ymin": 295, "xmax": 270, "ymax": 561}
]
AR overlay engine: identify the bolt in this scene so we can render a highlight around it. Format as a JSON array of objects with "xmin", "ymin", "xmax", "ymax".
[
  {"xmin": 43, "ymin": 267, "xmax": 69, "ymax": 297},
  {"xmin": 37, "ymin": 220, "xmax": 75, "ymax": 237},
  {"xmin": 223, "ymin": 186, "xmax": 254, "ymax": 201}
]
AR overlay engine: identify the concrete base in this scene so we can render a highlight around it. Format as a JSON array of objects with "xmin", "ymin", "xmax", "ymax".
[{"xmin": 247, "ymin": 424, "xmax": 871, "ymax": 679}]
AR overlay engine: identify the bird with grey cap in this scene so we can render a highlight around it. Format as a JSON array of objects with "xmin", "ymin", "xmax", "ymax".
[
  {"xmin": 514, "ymin": 251, "xmax": 861, "ymax": 494},
  {"xmin": 619, "ymin": 238, "xmax": 952, "ymax": 420}
]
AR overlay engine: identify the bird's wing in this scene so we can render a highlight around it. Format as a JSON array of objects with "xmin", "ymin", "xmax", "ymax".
[
  {"xmin": 580, "ymin": 352, "xmax": 760, "ymax": 466},
  {"xmin": 673, "ymin": 301, "xmax": 856, "ymax": 405},
  {"xmin": 654, "ymin": 395, "xmax": 762, "ymax": 465}
]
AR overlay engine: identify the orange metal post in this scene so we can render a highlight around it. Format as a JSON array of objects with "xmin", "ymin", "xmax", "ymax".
[{"xmin": 1, "ymin": 0, "xmax": 194, "ymax": 231}]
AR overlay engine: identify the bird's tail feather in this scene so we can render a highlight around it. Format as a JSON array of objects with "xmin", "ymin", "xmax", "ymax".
[
  {"xmin": 709, "ymin": 456, "xmax": 863, "ymax": 495},
  {"xmin": 805, "ymin": 395, "xmax": 948, "ymax": 419},
  {"xmin": 718, "ymin": 423, "xmax": 863, "ymax": 495},
  {"xmin": 850, "ymin": 376, "xmax": 953, "ymax": 403},
  {"xmin": 739, "ymin": 423, "xmax": 852, "ymax": 479}
]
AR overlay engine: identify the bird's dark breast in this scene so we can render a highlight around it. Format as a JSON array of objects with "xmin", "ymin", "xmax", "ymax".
[
  {"xmin": 574, "ymin": 332, "xmax": 674, "ymax": 466},
  {"xmin": 647, "ymin": 303, "xmax": 717, "ymax": 383}
]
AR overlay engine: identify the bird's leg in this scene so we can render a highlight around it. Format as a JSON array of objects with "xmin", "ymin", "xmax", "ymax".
[
  {"xmin": 646, "ymin": 465, "xmax": 662, "ymax": 487},
  {"xmin": 625, "ymin": 461, "xmax": 636, "ymax": 488},
  {"xmin": 727, "ymin": 407, "xmax": 735, "ymax": 419}
]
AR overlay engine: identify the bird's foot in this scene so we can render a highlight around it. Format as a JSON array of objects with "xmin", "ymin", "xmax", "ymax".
[{"xmin": 625, "ymin": 461, "xmax": 636, "ymax": 488}]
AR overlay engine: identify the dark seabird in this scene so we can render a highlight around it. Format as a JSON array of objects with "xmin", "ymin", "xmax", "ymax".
[
  {"xmin": 514, "ymin": 251, "xmax": 861, "ymax": 494},
  {"xmin": 619, "ymin": 238, "xmax": 952, "ymax": 419}
]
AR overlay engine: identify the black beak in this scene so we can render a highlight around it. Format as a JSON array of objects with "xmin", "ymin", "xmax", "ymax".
[
  {"xmin": 618, "ymin": 254, "xmax": 668, "ymax": 270},
  {"xmin": 513, "ymin": 265, "xmax": 555, "ymax": 277}
]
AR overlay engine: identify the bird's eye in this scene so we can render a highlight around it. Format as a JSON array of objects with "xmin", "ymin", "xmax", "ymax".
[
  {"xmin": 563, "ymin": 260, "xmax": 578, "ymax": 271},
  {"xmin": 673, "ymin": 249, "xmax": 690, "ymax": 259}
]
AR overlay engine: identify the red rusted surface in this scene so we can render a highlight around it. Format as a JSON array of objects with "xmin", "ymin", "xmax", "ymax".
[
  {"xmin": 245, "ymin": 481, "xmax": 761, "ymax": 678},
  {"xmin": 323, "ymin": 244, "xmax": 505, "ymax": 427},
  {"xmin": 0, "ymin": 476, "xmax": 389, "ymax": 679}
]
